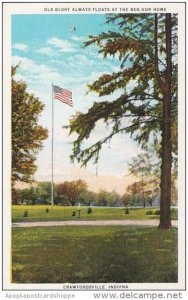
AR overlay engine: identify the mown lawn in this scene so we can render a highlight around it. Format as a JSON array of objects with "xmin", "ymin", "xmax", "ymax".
[
  {"xmin": 12, "ymin": 205, "xmax": 178, "ymax": 222},
  {"xmin": 12, "ymin": 226, "xmax": 178, "ymax": 283}
]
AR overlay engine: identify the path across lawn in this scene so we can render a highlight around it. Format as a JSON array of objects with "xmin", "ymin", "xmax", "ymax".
[{"xmin": 12, "ymin": 219, "xmax": 178, "ymax": 227}]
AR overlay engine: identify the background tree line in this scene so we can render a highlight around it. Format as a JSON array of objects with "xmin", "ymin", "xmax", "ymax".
[{"xmin": 13, "ymin": 178, "xmax": 177, "ymax": 207}]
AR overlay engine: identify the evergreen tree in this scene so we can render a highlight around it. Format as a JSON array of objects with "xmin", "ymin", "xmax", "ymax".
[{"xmin": 67, "ymin": 14, "xmax": 177, "ymax": 229}]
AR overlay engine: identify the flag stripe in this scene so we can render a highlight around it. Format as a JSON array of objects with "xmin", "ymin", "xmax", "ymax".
[
  {"xmin": 54, "ymin": 95, "xmax": 73, "ymax": 104},
  {"xmin": 53, "ymin": 93, "xmax": 73, "ymax": 105},
  {"xmin": 54, "ymin": 93, "xmax": 72, "ymax": 101},
  {"xmin": 53, "ymin": 85, "xmax": 73, "ymax": 106},
  {"xmin": 55, "ymin": 98, "xmax": 73, "ymax": 107}
]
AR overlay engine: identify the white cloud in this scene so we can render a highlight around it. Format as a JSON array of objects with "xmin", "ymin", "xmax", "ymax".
[
  {"xmin": 66, "ymin": 54, "xmax": 97, "ymax": 70},
  {"xmin": 71, "ymin": 35, "xmax": 86, "ymax": 42},
  {"xmin": 47, "ymin": 37, "xmax": 76, "ymax": 53},
  {"xmin": 50, "ymin": 59, "xmax": 62, "ymax": 64},
  {"xmin": 35, "ymin": 47, "xmax": 56, "ymax": 57},
  {"xmin": 13, "ymin": 43, "xmax": 28, "ymax": 52},
  {"xmin": 12, "ymin": 55, "xmax": 75, "ymax": 87},
  {"xmin": 12, "ymin": 55, "xmax": 52, "ymax": 74}
]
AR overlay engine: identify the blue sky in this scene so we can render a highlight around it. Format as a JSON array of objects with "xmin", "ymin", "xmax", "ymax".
[{"xmin": 12, "ymin": 14, "xmax": 140, "ymax": 194}]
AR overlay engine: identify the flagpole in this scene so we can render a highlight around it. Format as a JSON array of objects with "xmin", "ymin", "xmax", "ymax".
[{"xmin": 51, "ymin": 83, "xmax": 54, "ymax": 206}]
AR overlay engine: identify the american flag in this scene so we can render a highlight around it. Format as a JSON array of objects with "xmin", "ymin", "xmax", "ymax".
[{"xmin": 53, "ymin": 85, "xmax": 73, "ymax": 107}]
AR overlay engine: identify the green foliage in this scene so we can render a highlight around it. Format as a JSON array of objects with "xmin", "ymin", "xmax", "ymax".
[
  {"xmin": 128, "ymin": 148, "xmax": 160, "ymax": 179},
  {"xmin": 121, "ymin": 193, "xmax": 129, "ymax": 207},
  {"xmin": 128, "ymin": 149, "xmax": 160, "ymax": 207},
  {"xmin": 124, "ymin": 194, "xmax": 149, "ymax": 208},
  {"xmin": 154, "ymin": 210, "xmax": 160, "ymax": 215},
  {"xmin": 23, "ymin": 210, "xmax": 28, "ymax": 218},
  {"xmin": 17, "ymin": 187, "xmax": 38, "ymax": 205},
  {"xmin": 87, "ymin": 207, "xmax": 93, "ymax": 214},
  {"xmin": 171, "ymin": 208, "xmax": 178, "ymax": 219},
  {"xmin": 97, "ymin": 189, "xmax": 120, "ymax": 207},
  {"xmin": 79, "ymin": 190, "xmax": 98, "ymax": 206},
  {"xmin": 66, "ymin": 14, "xmax": 177, "ymax": 167},
  {"xmin": 36, "ymin": 182, "xmax": 54, "ymax": 205},
  {"xmin": 128, "ymin": 144, "xmax": 178, "ymax": 206},
  {"xmin": 126, "ymin": 181, "xmax": 147, "ymax": 207},
  {"xmin": 15, "ymin": 182, "xmax": 120, "ymax": 207},
  {"xmin": 146, "ymin": 210, "xmax": 153, "ymax": 215},
  {"xmin": 125, "ymin": 208, "xmax": 129, "ymax": 214},
  {"xmin": 45, "ymin": 208, "xmax": 49, "ymax": 213},
  {"xmin": 96, "ymin": 189, "xmax": 109, "ymax": 207},
  {"xmin": 16, "ymin": 182, "xmax": 54, "ymax": 205},
  {"xmin": 57, "ymin": 180, "xmax": 87, "ymax": 206},
  {"xmin": 72, "ymin": 211, "xmax": 76, "ymax": 217},
  {"xmin": 12, "ymin": 65, "xmax": 48, "ymax": 185}
]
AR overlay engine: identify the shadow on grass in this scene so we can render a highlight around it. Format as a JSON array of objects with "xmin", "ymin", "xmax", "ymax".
[{"xmin": 12, "ymin": 226, "xmax": 178, "ymax": 283}]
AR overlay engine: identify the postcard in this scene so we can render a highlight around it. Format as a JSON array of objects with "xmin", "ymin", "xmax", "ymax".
[{"xmin": 1, "ymin": 0, "xmax": 186, "ymax": 296}]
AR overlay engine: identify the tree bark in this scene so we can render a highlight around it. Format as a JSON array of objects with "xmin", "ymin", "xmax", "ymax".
[
  {"xmin": 159, "ymin": 14, "xmax": 172, "ymax": 229},
  {"xmin": 12, "ymin": 188, "xmax": 18, "ymax": 205}
]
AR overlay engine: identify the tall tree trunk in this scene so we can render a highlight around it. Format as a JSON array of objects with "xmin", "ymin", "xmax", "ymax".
[
  {"xmin": 142, "ymin": 178, "xmax": 145, "ymax": 208},
  {"xmin": 159, "ymin": 14, "xmax": 172, "ymax": 229},
  {"xmin": 12, "ymin": 188, "xmax": 18, "ymax": 205}
]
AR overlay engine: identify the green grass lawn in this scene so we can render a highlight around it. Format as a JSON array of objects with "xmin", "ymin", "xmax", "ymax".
[
  {"xmin": 12, "ymin": 226, "xmax": 178, "ymax": 283},
  {"xmin": 12, "ymin": 205, "xmax": 178, "ymax": 222}
]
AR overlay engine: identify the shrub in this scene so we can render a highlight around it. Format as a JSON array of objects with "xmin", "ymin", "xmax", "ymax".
[
  {"xmin": 87, "ymin": 207, "xmax": 93, "ymax": 214},
  {"xmin": 171, "ymin": 208, "xmax": 178, "ymax": 219},
  {"xmin": 146, "ymin": 210, "xmax": 153, "ymax": 215},
  {"xmin": 154, "ymin": 209, "xmax": 160, "ymax": 215},
  {"xmin": 23, "ymin": 210, "xmax": 28, "ymax": 217},
  {"xmin": 72, "ymin": 211, "xmax": 76, "ymax": 217},
  {"xmin": 125, "ymin": 208, "xmax": 129, "ymax": 214},
  {"xmin": 45, "ymin": 208, "xmax": 49, "ymax": 213}
]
